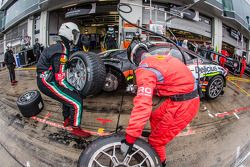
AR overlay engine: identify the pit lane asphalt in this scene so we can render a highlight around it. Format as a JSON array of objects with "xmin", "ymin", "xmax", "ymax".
[{"xmin": 0, "ymin": 68, "xmax": 250, "ymax": 167}]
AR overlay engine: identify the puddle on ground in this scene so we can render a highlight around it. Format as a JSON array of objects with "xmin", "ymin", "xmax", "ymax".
[{"xmin": 48, "ymin": 130, "xmax": 90, "ymax": 150}]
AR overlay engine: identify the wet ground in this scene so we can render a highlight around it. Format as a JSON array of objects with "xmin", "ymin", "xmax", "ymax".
[{"xmin": 0, "ymin": 68, "xmax": 250, "ymax": 167}]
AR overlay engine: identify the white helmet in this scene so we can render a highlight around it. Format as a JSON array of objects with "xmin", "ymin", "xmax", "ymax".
[
  {"xmin": 6, "ymin": 43, "xmax": 12, "ymax": 48},
  {"xmin": 59, "ymin": 22, "xmax": 80, "ymax": 45}
]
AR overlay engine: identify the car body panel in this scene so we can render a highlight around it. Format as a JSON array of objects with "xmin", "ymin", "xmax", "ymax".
[{"xmin": 245, "ymin": 64, "xmax": 250, "ymax": 77}]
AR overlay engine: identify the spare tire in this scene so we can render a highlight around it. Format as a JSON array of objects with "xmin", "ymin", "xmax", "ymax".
[
  {"xmin": 77, "ymin": 134, "xmax": 161, "ymax": 167},
  {"xmin": 17, "ymin": 90, "xmax": 44, "ymax": 117},
  {"xmin": 66, "ymin": 51, "xmax": 106, "ymax": 97}
]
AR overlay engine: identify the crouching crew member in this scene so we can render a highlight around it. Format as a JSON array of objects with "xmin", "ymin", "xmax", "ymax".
[{"xmin": 36, "ymin": 22, "xmax": 91, "ymax": 138}]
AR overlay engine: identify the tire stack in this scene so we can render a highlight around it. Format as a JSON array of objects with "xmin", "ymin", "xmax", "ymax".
[{"xmin": 17, "ymin": 90, "xmax": 44, "ymax": 117}]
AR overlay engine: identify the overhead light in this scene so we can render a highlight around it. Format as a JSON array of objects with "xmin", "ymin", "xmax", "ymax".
[
  {"xmin": 91, "ymin": 24, "xmax": 104, "ymax": 26},
  {"xmin": 62, "ymin": 3, "xmax": 77, "ymax": 9},
  {"xmin": 109, "ymin": 11, "xmax": 118, "ymax": 15}
]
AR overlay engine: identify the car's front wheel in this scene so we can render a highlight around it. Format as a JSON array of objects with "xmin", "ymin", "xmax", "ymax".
[{"xmin": 206, "ymin": 75, "xmax": 224, "ymax": 99}]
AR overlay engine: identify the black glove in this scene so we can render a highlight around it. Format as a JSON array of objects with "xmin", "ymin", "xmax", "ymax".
[
  {"xmin": 120, "ymin": 139, "xmax": 133, "ymax": 156},
  {"xmin": 66, "ymin": 60, "xmax": 77, "ymax": 69},
  {"xmin": 65, "ymin": 61, "xmax": 72, "ymax": 69}
]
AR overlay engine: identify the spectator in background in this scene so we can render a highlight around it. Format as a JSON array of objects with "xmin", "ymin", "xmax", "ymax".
[
  {"xmin": 193, "ymin": 42, "xmax": 199, "ymax": 53},
  {"xmin": 33, "ymin": 38, "xmax": 41, "ymax": 62},
  {"xmin": 182, "ymin": 39, "xmax": 188, "ymax": 49},
  {"xmin": 220, "ymin": 50, "xmax": 229, "ymax": 68},
  {"xmin": 206, "ymin": 44, "xmax": 214, "ymax": 60},
  {"xmin": 198, "ymin": 42, "xmax": 207, "ymax": 58},
  {"xmin": 4, "ymin": 44, "xmax": 18, "ymax": 85},
  {"xmin": 104, "ymin": 27, "xmax": 117, "ymax": 50},
  {"xmin": 100, "ymin": 31, "xmax": 105, "ymax": 51},
  {"xmin": 176, "ymin": 40, "xmax": 182, "ymax": 47},
  {"xmin": 240, "ymin": 56, "xmax": 247, "ymax": 77},
  {"xmin": 187, "ymin": 41, "xmax": 197, "ymax": 52},
  {"xmin": 90, "ymin": 34, "xmax": 96, "ymax": 50}
]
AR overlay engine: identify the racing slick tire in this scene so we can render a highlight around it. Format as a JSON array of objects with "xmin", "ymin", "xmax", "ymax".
[
  {"xmin": 77, "ymin": 134, "xmax": 162, "ymax": 167},
  {"xmin": 16, "ymin": 90, "xmax": 44, "ymax": 117},
  {"xmin": 205, "ymin": 75, "xmax": 224, "ymax": 100},
  {"xmin": 67, "ymin": 51, "xmax": 106, "ymax": 97}
]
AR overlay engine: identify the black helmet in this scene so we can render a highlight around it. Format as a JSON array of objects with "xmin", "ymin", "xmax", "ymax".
[{"xmin": 127, "ymin": 39, "xmax": 148, "ymax": 66}]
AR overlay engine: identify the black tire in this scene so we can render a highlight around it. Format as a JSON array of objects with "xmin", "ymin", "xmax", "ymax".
[
  {"xmin": 205, "ymin": 75, "xmax": 224, "ymax": 100},
  {"xmin": 16, "ymin": 90, "xmax": 44, "ymax": 117},
  {"xmin": 67, "ymin": 51, "xmax": 106, "ymax": 97},
  {"xmin": 78, "ymin": 134, "xmax": 162, "ymax": 167}
]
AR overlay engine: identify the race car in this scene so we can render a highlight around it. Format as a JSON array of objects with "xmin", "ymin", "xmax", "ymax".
[{"xmin": 98, "ymin": 42, "xmax": 228, "ymax": 99}]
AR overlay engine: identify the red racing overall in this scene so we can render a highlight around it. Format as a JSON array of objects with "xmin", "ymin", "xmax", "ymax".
[
  {"xmin": 125, "ymin": 55, "xmax": 200, "ymax": 162},
  {"xmin": 240, "ymin": 57, "xmax": 247, "ymax": 77}
]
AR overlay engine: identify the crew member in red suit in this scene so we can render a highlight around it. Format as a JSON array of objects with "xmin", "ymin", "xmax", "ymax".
[
  {"xmin": 120, "ymin": 40, "xmax": 200, "ymax": 166},
  {"xmin": 240, "ymin": 56, "xmax": 247, "ymax": 77},
  {"xmin": 220, "ymin": 50, "xmax": 229, "ymax": 67}
]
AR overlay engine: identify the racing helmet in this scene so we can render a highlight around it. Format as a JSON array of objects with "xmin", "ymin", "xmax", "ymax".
[
  {"xmin": 59, "ymin": 22, "xmax": 80, "ymax": 45},
  {"xmin": 127, "ymin": 39, "xmax": 148, "ymax": 66}
]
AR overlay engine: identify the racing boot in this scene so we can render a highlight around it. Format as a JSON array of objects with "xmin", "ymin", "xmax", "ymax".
[
  {"xmin": 71, "ymin": 126, "xmax": 91, "ymax": 138},
  {"xmin": 162, "ymin": 160, "xmax": 167, "ymax": 167},
  {"xmin": 63, "ymin": 117, "xmax": 70, "ymax": 127}
]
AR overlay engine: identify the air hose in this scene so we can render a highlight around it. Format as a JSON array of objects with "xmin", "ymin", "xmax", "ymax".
[{"xmin": 117, "ymin": 3, "xmax": 187, "ymax": 65}]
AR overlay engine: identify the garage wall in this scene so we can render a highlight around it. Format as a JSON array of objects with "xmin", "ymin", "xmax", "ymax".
[
  {"xmin": 168, "ymin": 18, "xmax": 212, "ymax": 38},
  {"xmin": 0, "ymin": 37, "xmax": 4, "ymax": 63},
  {"xmin": 118, "ymin": 0, "xmax": 143, "ymax": 47},
  {"xmin": 48, "ymin": 11, "xmax": 66, "ymax": 45},
  {"xmin": 142, "ymin": 7, "xmax": 212, "ymax": 38},
  {"xmin": 222, "ymin": 25, "xmax": 247, "ymax": 51},
  {"xmin": 48, "ymin": 12, "xmax": 60, "ymax": 35}
]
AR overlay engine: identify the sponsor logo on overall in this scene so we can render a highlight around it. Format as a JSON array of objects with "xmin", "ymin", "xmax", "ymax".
[{"xmin": 137, "ymin": 87, "xmax": 152, "ymax": 97}]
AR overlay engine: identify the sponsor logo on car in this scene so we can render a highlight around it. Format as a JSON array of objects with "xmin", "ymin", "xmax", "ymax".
[
  {"xmin": 195, "ymin": 66, "xmax": 218, "ymax": 74},
  {"xmin": 188, "ymin": 64, "xmax": 225, "ymax": 78}
]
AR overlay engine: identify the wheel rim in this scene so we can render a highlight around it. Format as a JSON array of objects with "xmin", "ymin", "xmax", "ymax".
[
  {"xmin": 208, "ymin": 77, "xmax": 223, "ymax": 98},
  {"xmin": 88, "ymin": 142, "xmax": 155, "ymax": 167},
  {"xmin": 67, "ymin": 57, "xmax": 87, "ymax": 91},
  {"xmin": 20, "ymin": 91, "xmax": 36, "ymax": 102}
]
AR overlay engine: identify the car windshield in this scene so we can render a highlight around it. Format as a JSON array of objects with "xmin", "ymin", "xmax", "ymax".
[
  {"xmin": 150, "ymin": 47, "xmax": 171, "ymax": 55},
  {"xmin": 150, "ymin": 47, "xmax": 193, "ymax": 62}
]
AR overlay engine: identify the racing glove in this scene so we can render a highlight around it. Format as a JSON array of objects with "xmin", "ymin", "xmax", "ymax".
[
  {"xmin": 120, "ymin": 139, "xmax": 133, "ymax": 156},
  {"xmin": 66, "ymin": 60, "xmax": 77, "ymax": 69}
]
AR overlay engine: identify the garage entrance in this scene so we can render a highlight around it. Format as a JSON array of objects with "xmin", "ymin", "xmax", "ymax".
[{"xmin": 48, "ymin": 2, "xmax": 119, "ymax": 52}]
